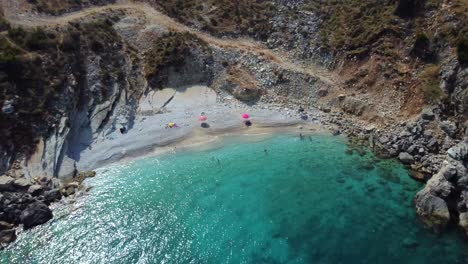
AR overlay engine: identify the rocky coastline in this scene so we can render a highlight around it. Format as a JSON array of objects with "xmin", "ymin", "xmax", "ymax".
[
  {"xmin": 320, "ymin": 105, "xmax": 468, "ymax": 237},
  {"xmin": 0, "ymin": 169, "xmax": 96, "ymax": 248}
]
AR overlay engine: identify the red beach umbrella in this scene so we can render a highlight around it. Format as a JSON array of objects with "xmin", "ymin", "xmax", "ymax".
[
  {"xmin": 199, "ymin": 115, "xmax": 208, "ymax": 122},
  {"xmin": 242, "ymin": 113, "xmax": 250, "ymax": 119}
]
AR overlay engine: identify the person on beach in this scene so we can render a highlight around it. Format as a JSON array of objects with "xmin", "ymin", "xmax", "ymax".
[
  {"xmin": 166, "ymin": 122, "xmax": 179, "ymax": 129},
  {"xmin": 245, "ymin": 120, "xmax": 252, "ymax": 127}
]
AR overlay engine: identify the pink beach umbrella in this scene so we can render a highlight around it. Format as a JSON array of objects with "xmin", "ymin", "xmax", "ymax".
[
  {"xmin": 242, "ymin": 113, "xmax": 250, "ymax": 119},
  {"xmin": 199, "ymin": 115, "xmax": 208, "ymax": 122}
]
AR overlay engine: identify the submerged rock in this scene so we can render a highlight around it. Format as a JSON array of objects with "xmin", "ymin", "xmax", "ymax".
[{"xmin": 20, "ymin": 202, "xmax": 53, "ymax": 229}]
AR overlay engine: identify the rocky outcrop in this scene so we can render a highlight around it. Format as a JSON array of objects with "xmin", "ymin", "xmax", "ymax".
[
  {"xmin": 399, "ymin": 152, "xmax": 414, "ymax": 164},
  {"xmin": 414, "ymin": 163, "xmax": 455, "ymax": 232},
  {"xmin": 414, "ymin": 140, "xmax": 468, "ymax": 233}
]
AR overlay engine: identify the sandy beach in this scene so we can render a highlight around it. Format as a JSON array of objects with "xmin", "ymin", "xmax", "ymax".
[{"xmin": 73, "ymin": 85, "xmax": 327, "ymax": 172}]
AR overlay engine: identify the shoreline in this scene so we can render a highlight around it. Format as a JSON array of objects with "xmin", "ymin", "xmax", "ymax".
[{"xmin": 89, "ymin": 121, "xmax": 327, "ymax": 174}]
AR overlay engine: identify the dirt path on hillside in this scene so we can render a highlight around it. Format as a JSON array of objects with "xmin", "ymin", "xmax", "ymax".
[{"xmin": 0, "ymin": 0, "xmax": 340, "ymax": 85}]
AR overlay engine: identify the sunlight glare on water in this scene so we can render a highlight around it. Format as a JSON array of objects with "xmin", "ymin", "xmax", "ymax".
[{"xmin": 2, "ymin": 134, "xmax": 468, "ymax": 263}]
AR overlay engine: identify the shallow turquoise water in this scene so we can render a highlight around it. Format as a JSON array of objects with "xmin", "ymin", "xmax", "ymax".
[{"xmin": 2, "ymin": 134, "xmax": 468, "ymax": 263}]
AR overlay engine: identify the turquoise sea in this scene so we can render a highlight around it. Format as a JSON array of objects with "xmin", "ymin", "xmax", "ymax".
[{"xmin": 2, "ymin": 134, "xmax": 468, "ymax": 263}]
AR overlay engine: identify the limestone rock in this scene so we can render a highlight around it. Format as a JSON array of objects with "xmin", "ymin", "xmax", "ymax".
[
  {"xmin": 440, "ymin": 120, "xmax": 457, "ymax": 137},
  {"xmin": 0, "ymin": 176, "xmax": 14, "ymax": 191},
  {"xmin": 317, "ymin": 88, "xmax": 328, "ymax": 97},
  {"xmin": 13, "ymin": 178, "xmax": 32, "ymax": 189},
  {"xmin": 232, "ymin": 87, "xmax": 261, "ymax": 102},
  {"xmin": 398, "ymin": 152, "xmax": 414, "ymax": 164},
  {"xmin": 447, "ymin": 142, "xmax": 468, "ymax": 161},
  {"xmin": 65, "ymin": 186, "xmax": 76, "ymax": 196},
  {"xmin": 415, "ymin": 194, "xmax": 450, "ymax": 232},
  {"xmin": 28, "ymin": 185, "xmax": 44, "ymax": 196},
  {"xmin": 20, "ymin": 202, "xmax": 53, "ymax": 229},
  {"xmin": 341, "ymin": 97, "xmax": 366, "ymax": 116},
  {"xmin": 1, "ymin": 100, "xmax": 14, "ymax": 114},
  {"xmin": 421, "ymin": 108, "xmax": 435, "ymax": 120},
  {"xmin": 459, "ymin": 212, "xmax": 468, "ymax": 237},
  {"xmin": 0, "ymin": 221, "xmax": 13, "ymax": 231}
]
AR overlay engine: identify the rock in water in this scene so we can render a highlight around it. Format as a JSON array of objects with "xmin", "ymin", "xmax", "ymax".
[
  {"xmin": 20, "ymin": 202, "xmax": 53, "ymax": 229},
  {"xmin": 415, "ymin": 194, "xmax": 450, "ymax": 232},
  {"xmin": 398, "ymin": 152, "xmax": 414, "ymax": 164},
  {"xmin": 458, "ymin": 212, "xmax": 468, "ymax": 237}
]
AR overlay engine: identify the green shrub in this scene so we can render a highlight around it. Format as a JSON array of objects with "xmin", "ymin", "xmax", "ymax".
[
  {"xmin": 457, "ymin": 37, "xmax": 468, "ymax": 64},
  {"xmin": 421, "ymin": 65, "xmax": 444, "ymax": 102},
  {"xmin": 0, "ymin": 37, "xmax": 21, "ymax": 64}
]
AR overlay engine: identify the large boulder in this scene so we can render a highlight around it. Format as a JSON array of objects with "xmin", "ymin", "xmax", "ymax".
[
  {"xmin": 44, "ymin": 189, "xmax": 62, "ymax": 205},
  {"xmin": 341, "ymin": 97, "xmax": 367, "ymax": 116},
  {"xmin": 459, "ymin": 212, "xmax": 468, "ymax": 237},
  {"xmin": 0, "ymin": 176, "xmax": 14, "ymax": 191},
  {"xmin": 28, "ymin": 185, "xmax": 44, "ymax": 196},
  {"xmin": 20, "ymin": 202, "xmax": 53, "ymax": 229},
  {"xmin": 232, "ymin": 86, "xmax": 262, "ymax": 102},
  {"xmin": 399, "ymin": 152, "xmax": 414, "ymax": 164},
  {"xmin": 13, "ymin": 178, "xmax": 32, "ymax": 190},
  {"xmin": 440, "ymin": 120, "xmax": 457, "ymax": 138},
  {"xmin": 414, "ymin": 163, "xmax": 455, "ymax": 232},
  {"xmin": 421, "ymin": 108, "xmax": 435, "ymax": 121},
  {"xmin": 447, "ymin": 141, "xmax": 468, "ymax": 161},
  {"xmin": 415, "ymin": 194, "xmax": 450, "ymax": 232}
]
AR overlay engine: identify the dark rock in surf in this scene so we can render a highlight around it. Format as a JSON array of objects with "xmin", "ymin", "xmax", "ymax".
[{"xmin": 20, "ymin": 202, "xmax": 53, "ymax": 229}]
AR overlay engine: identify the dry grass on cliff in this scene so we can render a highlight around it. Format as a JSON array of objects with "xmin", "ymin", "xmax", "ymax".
[{"xmin": 139, "ymin": 0, "xmax": 275, "ymax": 40}]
